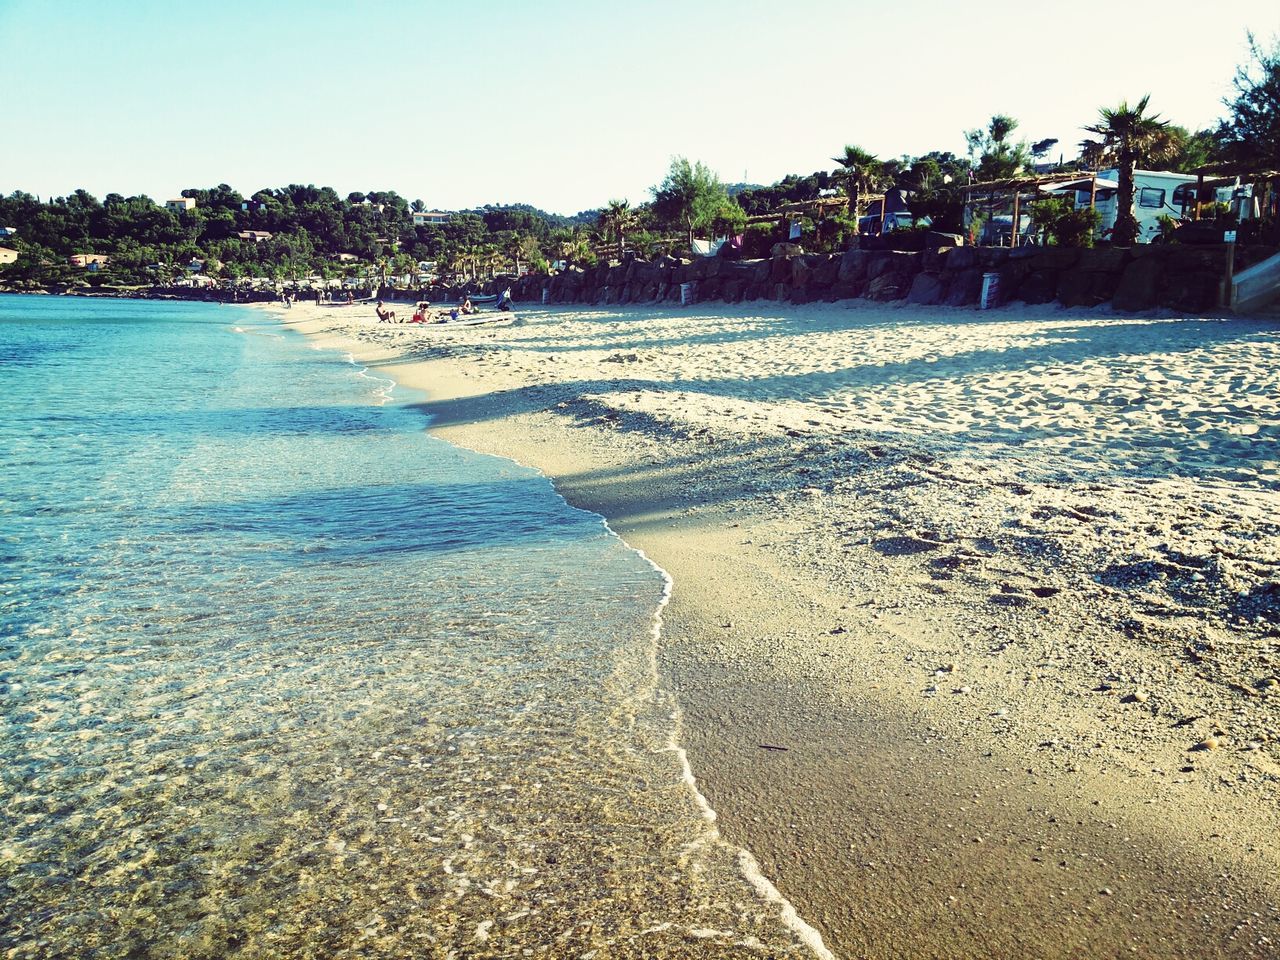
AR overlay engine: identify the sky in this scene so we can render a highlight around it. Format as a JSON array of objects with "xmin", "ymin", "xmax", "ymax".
[{"xmin": 1, "ymin": 0, "xmax": 1276, "ymax": 215}]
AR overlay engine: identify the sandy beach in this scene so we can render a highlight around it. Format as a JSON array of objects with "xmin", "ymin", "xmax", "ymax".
[{"xmin": 267, "ymin": 297, "xmax": 1280, "ymax": 959}]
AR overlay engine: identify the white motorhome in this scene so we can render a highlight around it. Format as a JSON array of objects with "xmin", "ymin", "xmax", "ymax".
[{"xmin": 1064, "ymin": 169, "xmax": 1252, "ymax": 243}]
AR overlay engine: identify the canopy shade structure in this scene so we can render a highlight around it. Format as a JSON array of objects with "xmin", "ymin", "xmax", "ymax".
[{"xmin": 1040, "ymin": 177, "xmax": 1119, "ymax": 193}]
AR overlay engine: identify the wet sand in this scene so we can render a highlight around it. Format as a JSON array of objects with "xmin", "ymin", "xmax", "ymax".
[{"xmin": 268, "ymin": 299, "xmax": 1280, "ymax": 959}]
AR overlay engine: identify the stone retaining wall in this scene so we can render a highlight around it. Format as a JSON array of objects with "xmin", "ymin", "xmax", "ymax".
[{"xmin": 513, "ymin": 243, "xmax": 1278, "ymax": 314}]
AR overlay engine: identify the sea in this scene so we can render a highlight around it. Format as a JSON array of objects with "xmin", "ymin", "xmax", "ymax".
[{"xmin": 0, "ymin": 295, "xmax": 826, "ymax": 959}]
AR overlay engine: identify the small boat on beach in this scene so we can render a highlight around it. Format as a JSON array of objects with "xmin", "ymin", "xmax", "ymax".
[
  {"xmin": 318, "ymin": 296, "xmax": 376, "ymax": 308},
  {"xmin": 420, "ymin": 313, "xmax": 514, "ymax": 329}
]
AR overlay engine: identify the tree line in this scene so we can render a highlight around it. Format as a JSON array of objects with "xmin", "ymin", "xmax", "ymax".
[{"xmin": 1, "ymin": 35, "xmax": 1275, "ymax": 290}]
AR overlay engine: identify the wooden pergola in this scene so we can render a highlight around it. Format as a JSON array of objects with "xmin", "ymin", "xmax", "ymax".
[
  {"xmin": 745, "ymin": 195, "xmax": 851, "ymax": 225},
  {"xmin": 960, "ymin": 171, "xmax": 1112, "ymax": 247},
  {"xmin": 1190, "ymin": 162, "xmax": 1280, "ymax": 223}
]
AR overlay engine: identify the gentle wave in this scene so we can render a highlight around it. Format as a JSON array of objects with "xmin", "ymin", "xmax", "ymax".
[{"xmin": 0, "ymin": 294, "xmax": 829, "ymax": 958}]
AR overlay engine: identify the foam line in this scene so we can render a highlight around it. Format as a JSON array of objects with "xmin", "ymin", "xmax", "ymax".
[{"xmin": 292, "ymin": 319, "xmax": 836, "ymax": 959}]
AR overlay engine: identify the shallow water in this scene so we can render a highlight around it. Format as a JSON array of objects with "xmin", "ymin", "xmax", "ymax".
[{"xmin": 0, "ymin": 295, "xmax": 822, "ymax": 958}]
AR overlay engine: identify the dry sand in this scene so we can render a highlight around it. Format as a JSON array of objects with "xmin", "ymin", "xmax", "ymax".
[{"xmin": 265, "ymin": 298, "xmax": 1280, "ymax": 959}]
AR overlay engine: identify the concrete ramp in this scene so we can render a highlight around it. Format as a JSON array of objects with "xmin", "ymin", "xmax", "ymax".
[{"xmin": 1232, "ymin": 251, "xmax": 1280, "ymax": 314}]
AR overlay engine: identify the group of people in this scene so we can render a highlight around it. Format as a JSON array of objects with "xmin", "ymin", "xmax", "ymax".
[{"xmin": 375, "ymin": 288, "xmax": 512, "ymax": 324}]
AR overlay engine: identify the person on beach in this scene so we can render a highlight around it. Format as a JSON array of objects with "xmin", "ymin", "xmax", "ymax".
[
  {"xmin": 461, "ymin": 296, "xmax": 475, "ymax": 315},
  {"xmin": 496, "ymin": 286, "xmax": 513, "ymax": 311},
  {"xmin": 374, "ymin": 300, "xmax": 396, "ymax": 323}
]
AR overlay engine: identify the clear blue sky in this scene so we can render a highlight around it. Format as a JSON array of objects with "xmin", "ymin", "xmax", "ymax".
[{"xmin": 1, "ymin": 0, "xmax": 1276, "ymax": 214}]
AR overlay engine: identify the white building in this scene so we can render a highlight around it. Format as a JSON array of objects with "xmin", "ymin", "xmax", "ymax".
[
  {"xmin": 166, "ymin": 197, "xmax": 196, "ymax": 213},
  {"xmin": 412, "ymin": 211, "xmax": 450, "ymax": 227}
]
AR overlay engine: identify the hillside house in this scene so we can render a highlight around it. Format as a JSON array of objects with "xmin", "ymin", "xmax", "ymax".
[
  {"xmin": 166, "ymin": 197, "xmax": 196, "ymax": 214},
  {"xmin": 0, "ymin": 247, "xmax": 19, "ymax": 265},
  {"xmin": 69, "ymin": 253, "xmax": 111, "ymax": 270},
  {"xmin": 237, "ymin": 230, "xmax": 273, "ymax": 243},
  {"xmin": 412, "ymin": 211, "xmax": 450, "ymax": 226}
]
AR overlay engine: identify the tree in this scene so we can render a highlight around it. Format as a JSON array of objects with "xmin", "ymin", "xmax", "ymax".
[
  {"xmin": 597, "ymin": 199, "xmax": 638, "ymax": 261},
  {"xmin": 1165, "ymin": 126, "xmax": 1220, "ymax": 173},
  {"xmin": 651, "ymin": 157, "xmax": 734, "ymax": 250},
  {"xmin": 831, "ymin": 144, "xmax": 883, "ymax": 229},
  {"xmin": 1082, "ymin": 96, "xmax": 1178, "ymax": 245},
  {"xmin": 965, "ymin": 115, "xmax": 1031, "ymax": 180},
  {"xmin": 551, "ymin": 226, "xmax": 593, "ymax": 268},
  {"xmin": 1217, "ymin": 33, "xmax": 1280, "ymax": 168}
]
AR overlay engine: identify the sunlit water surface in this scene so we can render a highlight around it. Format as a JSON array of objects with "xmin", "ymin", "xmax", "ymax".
[{"xmin": 0, "ymin": 295, "xmax": 820, "ymax": 959}]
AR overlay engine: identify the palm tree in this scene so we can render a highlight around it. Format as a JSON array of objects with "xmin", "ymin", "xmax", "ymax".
[
  {"xmin": 554, "ymin": 227, "xmax": 592, "ymax": 268},
  {"xmin": 831, "ymin": 144, "xmax": 883, "ymax": 231},
  {"xmin": 1082, "ymin": 96, "xmax": 1178, "ymax": 246},
  {"xmin": 598, "ymin": 199, "xmax": 638, "ymax": 261}
]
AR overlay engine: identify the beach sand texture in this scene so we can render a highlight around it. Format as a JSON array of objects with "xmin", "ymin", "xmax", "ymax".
[{"xmin": 275, "ymin": 299, "xmax": 1280, "ymax": 959}]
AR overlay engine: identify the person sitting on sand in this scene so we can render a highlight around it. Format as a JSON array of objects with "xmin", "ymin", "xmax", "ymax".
[
  {"xmin": 410, "ymin": 301, "xmax": 431, "ymax": 323},
  {"xmin": 460, "ymin": 297, "xmax": 475, "ymax": 315},
  {"xmin": 374, "ymin": 300, "xmax": 396, "ymax": 323}
]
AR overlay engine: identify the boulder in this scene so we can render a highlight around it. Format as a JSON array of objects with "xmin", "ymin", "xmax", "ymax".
[
  {"xmin": 1029, "ymin": 247, "xmax": 1081, "ymax": 271},
  {"xmin": 1111, "ymin": 257, "xmax": 1163, "ymax": 311},
  {"xmin": 1056, "ymin": 271, "xmax": 1115, "ymax": 308},
  {"xmin": 771, "ymin": 242, "xmax": 804, "ymax": 258},
  {"xmin": 791, "ymin": 256, "xmax": 816, "ymax": 288},
  {"xmin": 830, "ymin": 279, "xmax": 865, "ymax": 300},
  {"xmin": 1166, "ymin": 246, "xmax": 1227, "ymax": 272},
  {"xmin": 1014, "ymin": 270, "xmax": 1059, "ymax": 304},
  {"xmin": 1158, "ymin": 271, "xmax": 1221, "ymax": 312},
  {"xmin": 838, "ymin": 250, "xmax": 871, "ymax": 283},
  {"xmin": 867, "ymin": 252, "xmax": 919, "ymax": 280},
  {"xmin": 905, "ymin": 273, "xmax": 944, "ymax": 305},
  {"xmin": 942, "ymin": 268, "xmax": 984, "ymax": 306},
  {"xmin": 921, "ymin": 246, "xmax": 953, "ymax": 273},
  {"xmin": 770, "ymin": 256, "xmax": 792, "ymax": 284},
  {"xmin": 867, "ymin": 273, "xmax": 910, "ymax": 301},
  {"xmin": 945, "ymin": 247, "xmax": 979, "ymax": 270},
  {"xmin": 1077, "ymin": 247, "xmax": 1129, "ymax": 273},
  {"xmin": 813, "ymin": 255, "xmax": 841, "ymax": 286},
  {"xmin": 926, "ymin": 231, "xmax": 964, "ymax": 248}
]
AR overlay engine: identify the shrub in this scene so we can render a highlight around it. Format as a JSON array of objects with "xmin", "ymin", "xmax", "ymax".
[
  {"xmin": 1028, "ymin": 198, "xmax": 1100, "ymax": 247},
  {"xmin": 1055, "ymin": 208, "xmax": 1102, "ymax": 247}
]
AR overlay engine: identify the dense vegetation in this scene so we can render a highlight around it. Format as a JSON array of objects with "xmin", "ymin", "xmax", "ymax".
[{"xmin": 1, "ymin": 35, "xmax": 1275, "ymax": 291}]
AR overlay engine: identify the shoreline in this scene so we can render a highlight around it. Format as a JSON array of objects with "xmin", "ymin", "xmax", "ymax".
[{"xmin": 266, "ymin": 299, "xmax": 1280, "ymax": 958}]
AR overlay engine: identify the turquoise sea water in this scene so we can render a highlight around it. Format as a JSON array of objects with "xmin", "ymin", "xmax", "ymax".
[{"xmin": 0, "ymin": 295, "xmax": 820, "ymax": 959}]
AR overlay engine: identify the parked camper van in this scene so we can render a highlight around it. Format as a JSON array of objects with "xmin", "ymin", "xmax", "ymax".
[{"xmin": 1072, "ymin": 169, "xmax": 1251, "ymax": 244}]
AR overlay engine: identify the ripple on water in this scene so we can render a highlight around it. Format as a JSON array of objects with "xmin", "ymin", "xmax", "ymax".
[{"xmin": 0, "ymin": 296, "xmax": 823, "ymax": 959}]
